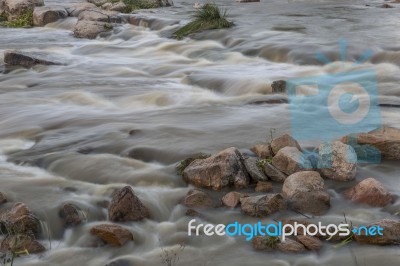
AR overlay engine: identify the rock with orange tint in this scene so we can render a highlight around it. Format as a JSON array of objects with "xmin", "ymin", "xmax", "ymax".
[
  {"xmin": 90, "ymin": 224, "xmax": 133, "ymax": 246},
  {"xmin": 344, "ymin": 178, "xmax": 394, "ymax": 207}
]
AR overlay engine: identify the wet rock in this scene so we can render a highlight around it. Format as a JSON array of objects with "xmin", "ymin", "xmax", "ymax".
[
  {"xmin": 344, "ymin": 178, "xmax": 394, "ymax": 207},
  {"xmin": 296, "ymin": 235, "xmax": 322, "ymax": 251},
  {"xmin": 73, "ymin": 20, "xmax": 112, "ymax": 39},
  {"xmin": 2, "ymin": 0, "xmax": 44, "ymax": 21},
  {"xmin": 183, "ymin": 147, "xmax": 250, "ymax": 191},
  {"xmin": 221, "ymin": 191, "xmax": 247, "ymax": 208},
  {"xmin": 109, "ymin": 2, "xmax": 126, "ymax": 12},
  {"xmin": 341, "ymin": 126, "xmax": 400, "ymax": 160},
  {"xmin": 263, "ymin": 163, "xmax": 287, "ymax": 182},
  {"xmin": 90, "ymin": 224, "xmax": 133, "ymax": 246},
  {"xmin": 108, "ymin": 186, "xmax": 150, "ymax": 222},
  {"xmin": 255, "ymin": 181, "xmax": 273, "ymax": 192},
  {"xmin": 32, "ymin": 6, "xmax": 67, "ymax": 26},
  {"xmin": 252, "ymin": 236, "xmax": 277, "ymax": 250},
  {"xmin": 240, "ymin": 194, "xmax": 286, "ymax": 217},
  {"xmin": 271, "ymin": 80, "xmax": 286, "ymax": 93},
  {"xmin": 355, "ymin": 219, "xmax": 400, "ymax": 245},
  {"xmin": 271, "ymin": 134, "xmax": 301, "ymax": 154},
  {"xmin": 4, "ymin": 50, "xmax": 62, "ymax": 68},
  {"xmin": 272, "ymin": 147, "xmax": 312, "ymax": 175},
  {"xmin": 183, "ymin": 189, "xmax": 214, "ymax": 208},
  {"xmin": 87, "ymin": 0, "xmax": 109, "ymax": 6},
  {"xmin": 59, "ymin": 203, "xmax": 84, "ymax": 227},
  {"xmin": 185, "ymin": 209, "xmax": 201, "ymax": 217},
  {"xmin": 244, "ymin": 157, "xmax": 268, "ymax": 182},
  {"xmin": 0, "ymin": 203, "xmax": 41, "ymax": 235},
  {"xmin": 0, "ymin": 234, "xmax": 45, "ymax": 253},
  {"xmin": 381, "ymin": 3, "xmax": 393, "ymax": 8},
  {"xmin": 282, "ymin": 171, "xmax": 330, "ymax": 215},
  {"xmin": 318, "ymin": 141, "xmax": 357, "ymax": 181},
  {"xmin": 65, "ymin": 3, "xmax": 97, "ymax": 17},
  {"xmin": 276, "ymin": 238, "xmax": 306, "ymax": 253},
  {"xmin": 0, "ymin": 192, "xmax": 7, "ymax": 204},
  {"xmin": 78, "ymin": 9, "xmax": 121, "ymax": 23},
  {"xmin": 250, "ymin": 144, "xmax": 273, "ymax": 159}
]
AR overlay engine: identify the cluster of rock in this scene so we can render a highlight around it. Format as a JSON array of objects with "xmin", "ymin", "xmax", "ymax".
[{"xmin": 179, "ymin": 128, "xmax": 400, "ymax": 252}]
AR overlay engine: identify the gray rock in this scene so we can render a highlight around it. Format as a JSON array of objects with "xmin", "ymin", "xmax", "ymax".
[
  {"xmin": 263, "ymin": 162, "xmax": 287, "ymax": 182},
  {"xmin": 32, "ymin": 6, "xmax": 67, "ymax": 26},
  {"xmin": 240, "ymin": 194, "xmax": 286, "ymax": 217},
  {"xmin": 78, "ymin": 9, "xmax": 121, "ymax": 23},
  {"xmin": 4, "ymin": 50, "xmax": 62, "ymax": 68},
  {"xmin": 221, "ymin": 191, "xmax": 247, "ymax": 208},
  {"xmin": 73, "ymin": 20, "xmax": 112, "ymax": 39},
  {"xmin": 244, "ymin": 157, "xmax": 268, "ymax": 182},
  {"xmin": 2, "ymin": 0, "xmax": 44, "ymax": 21},
  {"xmin": 65, "ymin": 3, "xmax": 97, "ymax": 17}
]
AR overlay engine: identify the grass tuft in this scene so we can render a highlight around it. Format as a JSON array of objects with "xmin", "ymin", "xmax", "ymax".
[
  {"xmin": 1, "ymin": 11, "xmax": 33, "ymax": 28},
  {"xmin": 174, "ymin": 4, "xmax": 233, "ymax": 39}
]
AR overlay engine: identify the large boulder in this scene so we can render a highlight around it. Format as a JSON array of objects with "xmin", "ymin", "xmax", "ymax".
[
  {"xmin": 221, "ymin": 191, "xmax": 247, "ymax": 208},
  {"xmin": 108, "ymin": 186, "xmax": 150, "ymax": 222},
  {"xmin": 32, "ymin": 6, "xmax": 67, "ymax": 26},
  {"xmin": 243, "ymin": 157, "xmax": 268, "ymax": 182},
  {"xmin": 0, "ymin": 203, "xmax": 41, "ymax": 236},
  {"xmin": 90, "ymin": 224, "xmax": 133, "ymax": 246},
  {"xmin": 73, "ymin": 20, "xmax": 112, "ymax": 39},
  {"xmin": 271, "ymin": 134, "xmax": 302, "ymax": 154},
  {"xmin": 342, "ymin": 126, "xmax": 400, "ymax": 160},
  {"xmin": 263, "ymin": 162, "xmax": 287, "ymax": 182},
  {"xmin": 344, "ymin": 178, "xmax": 394, "ymax": 207},
  {"xmin": 272, "ymin": 147, "xmax": 312, "ymax": 175},
  {"xmin": 59, "ymin": 203, "xmax": 84, "ymax": 227},
  {"xmin": 240, "ymin": 194, "xmax": 286, "ymax": 217},
  {"xmin": 318, "ymin": 141, "xmax": 357, "ymax": 181},
  {"xmin": 282, "ymin": 171, "xmax": 330, "ymax": 215},
  {"xmin": 4, "ymin": 50, "xmax": 62, "ymax": 68},
  {"xmin": 2, "ymin": 0, "xmax": 43, "ymax": 21},
  {"xmin": 250, "ymin": 144, "xmax": 273, "ymax": 159},
  {"xmin": 183, "ymin": 147, "xmax": 250, "ymax": 191},
  {"xmin": 183, "ymin": 189, "xmax": 214, "ymax": 208},
  {"xmin": 355, "ymin": 219, "xmax": 400, "ymax": 245},
  {"xmin": 0, "ymin": 234, "xmax": 45, "ymax": 253}
]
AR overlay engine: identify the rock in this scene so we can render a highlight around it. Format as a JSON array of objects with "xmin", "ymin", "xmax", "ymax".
[
  {"xmin": 282, "ymin": 171, "xmax": 330, "ymax": 215},
  {"xmin": 240, "ymin": 194, "xmax": 286, "ymax": 217},
  {"xmin": 109, "ymin": 2, "xmax": 126, "ymax": 12},
  {"xmin": 0, "ymin": 203, "xmax": 41, "ymax": 236},
  {"xmin": 252, "ymin": 236, "xmax": 277, "ymax": 250},
  {"xmin": 4, "ymin": 50, "xmax": 62, "ymax": 68},
  {"xmin": 271, "ymin": 134, "xmax": 301, "ymax": 154},
  {"xmin": 318, "ymin": 141, "xmax": 357, "ymax": 181},
  {"xmin": 101, "ymin": 2, "xmax": 112, "ymax": 10},
  {"xmin": 185, "ymin": 209, "xmax": 201, "ymax": 217},
  {"xmin": 276, "ymin": 238, "xmax": 306, "ymax": 253},
  {"xmin": 59, "ymin": 203, "xmax": 84, "ymax": 227},
  {"xmin": 87, "ymin": 0, "xmax": 109, "ymax": 6},
  {"xmin": 2, "ymin": 0, "xmax": 43, "ymax": 21},
  {"xmin": 263, "ymin": 163, "xmax": 287, "ymax": 182},
  {"xmin": 73, "ymin": 20, "xmax": 112, "ymax": 39},
  {"xmin": 183, "ymin": 147, "xmax": 250, "ymax": 191},
  {"xmin": 296, "ymin": 235, "xmax": 322, "ymax": 251},
  {"xmin": 381, "ymin": 3, "xmax": 393, "ymax": 8},
  {"xmin": 221, "ymin": 192, "xmax": 247, "ymax": 208},
  {"xmin": 255, "ymin": 181, "xmax": 273, "ymax": 192},
  {"xmin": 183, "ymin": 189, "xmax": 214, "ymax": 208},
  {"xmin": 341, "ymin": 126, "xmax": 400, "ymax": 160},
  {"xmin": 344, "ymin": 178, "xmax": 394, "ymax": 207},
  {"xmin": 108, "ymin": 186, "xmax": 150, "ymax": 222},
  {"xmin": 90, "ymin": 224, "xmax": 133, "ymax": 246},
  {"xmin": 272, "ymin": 147, "xmax": 312, "ymax": 175},
  {"xmin": 250, "ymin": 144, "xmax": 273, "ymax": 159},
  {"xmin": 0, "ymin": 234, "xmax": 45, "ymax": 253},
  {"xmin": 65, "ymin": 3, "xmax": 97, "ymax": 17},
  {"xmin": 32, "ymin": 6, "xmax": 67, "ymax": 26},
  {"xmin": 355, "ymin": 219, "xmax": 400, "ymax": 245},
  {"xmin": 0, "ymin": 192, "xmax": 7, "ymax": 204},
  {"xmin": 271, "ymin": 80, "xmax": 286, "ymax": 93},
  {"xmin": 244, "ymin": 157, "xmax": 268, "ymax": 182},
  {"xmin": 78, "ymin": 10, "xmax": 120, "ymax": 23},
  {"xmin": 236, "ymin": 0, "xmax": 260, "ymax": 2}
]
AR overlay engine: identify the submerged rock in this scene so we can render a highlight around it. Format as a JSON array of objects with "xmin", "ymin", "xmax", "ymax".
[
  {"xmin": 108, "ymin": 186, "xmax": 150, "ymax": 222},
  {"xmin": 270, "ymin": 134, "xmax": 301, "ymax": 154},
  {"xmin": 183, "ymin": 189, "xmax": 214, "ymax": 208},
  {"xmin": 250, "ymin": 143, "xmax": 273, "ymax": 159},
  {"xmin": 240, "ymin": 194, "xmax": 286, "ymax": 217},
  {"xmin": 59, "ymin": 203, "xmax": 84, "ymax": 227},
  {"xmin": 0, "ymin": 234, "xmax": 45, "ymax": 253},
  {"xmin": 272, "ymin": 146, "xmax": 312, "ymax": 175},
  {"xmin": 183, "ymin": 147, "xmax": 250, "ymax": 191},
  {"xmin": 282, "ymin": 171, "xmax": 330, "ymax": 215},
  {"xmin": 90, "ymin": 224, "xmax": 133, "ymax": 246},
  {"xmin": 344, "ymin": 178, "xmax": 394, "ymax": 207},
  {"xmin": 4, "ymin": 50, "xmax": 62, "ymax": 68},
  {"xmin": 221, "ymin": 191, "xmax": 247, "ymax": 208},
  {"xmin": 0, "ymin": 203, "xmax": 41, "ymax": 236},
  {"xmin": 32, "ymin": 6, "xmax": 67, "ymax": 26},
  {"xmin": 1, "ymin": 0, "xmax": 44, "ymax": 21},
  {"xmin": 355, "ymin": 219, "xmax": 400, "ymax": 245},
  {"xmin": 271, "ymin": 80, "xmax": 286, "ymax": 93}
]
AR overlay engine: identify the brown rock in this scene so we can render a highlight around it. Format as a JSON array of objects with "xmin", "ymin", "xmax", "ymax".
[
  {"xmin": 0, "ymin": 234, "xmax": 45, "ymax": 253},
  {"xmin": 250, "ymin": 144, "xmax": 273, "ymax": 159},
  {"xmin": 240, "ymin": 194, "xmax": 286, "ymax": 217},
  {"xmin": 0, "ymin": 203, "xmax": 41, "ymax": 235},
  {"xmin": 355, "ymin": 219, "xmax": 400, "ymax": 245},
  {"xmin": 318, "ymin": 141, "xmax": 357, "ymax": 181},
  {"xmin": 90, "ymin": 224, "xmax": 133, "ymax": 246},
  {"xmin": 282, "ymin": 219, "xmax": 321, "ymax": 237},
  {"xmin": 276, "ymin": 238, "xmax": 306, "ymax": 253},
  {"xmin": 282, "ymin": 171, "xmax": 330, "ymax": 215},
  {"xmin": 270, "ymin": 134, "xmax": 301, "ymax": 154},
  {"xmin": 32, "ymin": 6, "xmax": 67, "ymax": 26},
  {"xmin": 59, "ymin": 203, "xmax": 83, "ymax": 227},
  {"xmin": 252, "ymin": 236, "xmax": 277, "ymax": 250},
  {"xmin": 185, "ymin": 209, "xmax": 201, "ymax": 217},
  {"xmin": 271, "ymin": 80, "xmax": 286, "ymax": 93},
  {"xmin": 73, "ymin": 20, "xmax": 112, "ymax": 39},
  {"xmin": 183, "ymin": 189, "xmax": 214, "ymax": 208},
  {"xmin": 183, "ymin": 147, "xmax": 250, "ymax": 191},
  {"xmin": 296, "ymin": 235, "xmax": 322, "ymax": 251},
  {"xmin": 0, "ymin": 192, "xmax": 7, "ymax": 204},
  {"xmin": 263, "ymin": 163, "xmax": 287, "ymax": 182},
  {"xmin": 344, "ymin": 177, "xmax": 394, "ymax": 207},
  {"xmin": 108, "ymin": 186, "xmax": 150, "ymax": 222},
  {"xmin": 78, "ymin": 9, "xmax": 121, "ymax": 23},
  {"xmin": 272, "ymin": 146, "xmax": 312, "ymax": 175},
  {"xmin": 2, "ymin": 0, "xmax": 44, "ymax": 21},
  {"xmin": 255, "ymin": 181, "xmax": 273, "ymax": 192},
  {"xmin": 221, "ymin": 192, "xmax": 246, "ymax": 208},
  {"xmin": 4, "ymin": 50, "xmax": 61, "ymax": 68}
]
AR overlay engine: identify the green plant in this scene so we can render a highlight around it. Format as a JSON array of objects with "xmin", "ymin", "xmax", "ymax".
[
  {"xmin": 1, "ymin": 11, "xmax": 33, "ymax": 28},
  {"xmin": 160, "ymin": 243, "xmax": 185, "ymax": 266},
  {"xmin": 256, "ymin": 158, "xmax": 273, "ymax": 171},
  {"xmin": 332, "ymin": 213, "xmax": 355, "ymax": 248},
  {"xmin": 104, "ymin": 23, "xmax": 113, "ymax": 31},
  {"xmin": 174, "ymin": 3, "xmax": 233, "ymax": 39},
  {"xmin": 0, "ymin": 226, "xmax": 30, "ymax": 266},
  {"xmin": 176, "ymin": 153, "xmax": 210, "ymax": 176},
  {"xmin": 121, "ymin": 0, "xmax": 158, "ymax": 12},
  {"xmin": 263, "ymin": 236, "xmax": 279, "ymax": 249}
]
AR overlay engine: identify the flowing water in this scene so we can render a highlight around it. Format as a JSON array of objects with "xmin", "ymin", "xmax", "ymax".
[{"xmin": 0, "ymin": 0, "xmax": 400, "ymax": 265}]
